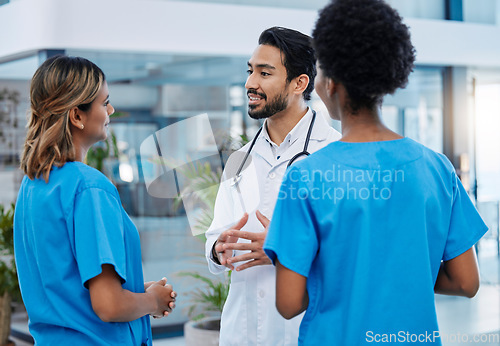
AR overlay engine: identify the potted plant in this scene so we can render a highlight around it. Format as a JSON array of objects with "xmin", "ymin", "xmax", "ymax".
[
  {"xmin": 177, "ymin": 270, "xmax": 230, "ymax": 346},
  {"xmin": 0, "ymin": 203, "xmax": 21, "ymax": 346}
]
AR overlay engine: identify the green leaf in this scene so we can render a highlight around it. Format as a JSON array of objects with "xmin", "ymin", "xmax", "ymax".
[
  {"xmin": 175, "ymin": 270, "xmax": 231, "ymax": 320},
  {"xmin": 0, "ymin": 203, "xmax": 21, "ymax": 301}
]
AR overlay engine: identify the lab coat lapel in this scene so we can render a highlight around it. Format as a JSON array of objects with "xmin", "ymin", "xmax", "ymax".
[
  {"xmin": 278, "ymin": 110, "xmax": 332, "ymax": 168},
  {"xmin": 309, "ymin": 110, "xmax": 332, "ymax": 144},
  {"xmin": 231, "ymin": 154, "xmax": 260, "ymax": 216},
  {"xmin": 251, "ymin": 110, "xmax": 333, "ymax": 168},
  {"xmin": 252, "ymin": 135, "xmax": 275, "ymax": 167},
  {"xmin": 279, "ymin": 137, "xmax": 306, "ymax": 168}
]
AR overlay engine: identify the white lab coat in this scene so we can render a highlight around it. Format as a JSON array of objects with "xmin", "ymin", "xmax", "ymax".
[{"xmin": 205, "ymin": 108, "xmax": 341, "ymax": 346}]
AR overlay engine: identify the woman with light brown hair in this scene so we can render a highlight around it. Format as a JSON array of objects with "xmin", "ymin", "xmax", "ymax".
[{"xmin": 14, "ymin": 55, "xmax": 176, "ymax": 345}]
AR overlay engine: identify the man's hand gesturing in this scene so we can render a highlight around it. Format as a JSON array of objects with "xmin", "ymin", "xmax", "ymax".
[
  {"xmin": 214, "ymin": 213, "xmax": 249, "ymax": 270},
  {"xmin": 222, "ymin": 210, "xmax": 272, "ymax": 271}
]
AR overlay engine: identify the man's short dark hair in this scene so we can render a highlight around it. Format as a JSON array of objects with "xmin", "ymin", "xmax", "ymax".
[
  {"xmin": 313, "ymin": 0, "xmax": 416, "ymax": 112},
  {"xmin": 258, "ymin": 26, "xmax": 316, "ymax": 101}
]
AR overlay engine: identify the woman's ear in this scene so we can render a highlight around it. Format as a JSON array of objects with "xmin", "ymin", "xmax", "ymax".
[
  {"xmin": 68, "ymin": 107, "xmax": 84, "ymax": 130},
  {"xmin": 293, "ymin": 74, "xmax": 310, "ymax": 95},
  {"xmin": 326, "ymin": 77, "xmax": 337, "ymax": 97}
]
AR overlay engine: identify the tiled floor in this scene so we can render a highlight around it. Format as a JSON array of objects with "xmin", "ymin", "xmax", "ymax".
[
  {"xmin": 154, "ymin": 336, "xmax": 185, "ymax": 346},
  {"xmin": 436, "ymin": 284, "xmax": 499, "ymax": 345},
  {"xmin": 434, "ymin": 241, "xmax": 500, "ymax": 346}
]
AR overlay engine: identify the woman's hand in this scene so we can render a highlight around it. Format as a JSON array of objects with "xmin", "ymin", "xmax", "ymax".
[
  {"xmin": 147, "ymin": 277, "xmax": 177, "ymax": 318},
  {"xmin": 88, "ymin": 265, "xmax": 177, "ymax": 322}
]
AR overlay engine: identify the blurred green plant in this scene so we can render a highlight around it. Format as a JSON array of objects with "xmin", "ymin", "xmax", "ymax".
[
  {"xmin": 85, "ymin": 130, "xmax": 119, "ymax": 173},
  {"xmin": 176, "ymin": 270, "xmax": 231, "ymax": 321},
  {"xmin": 85, "ymin": 111, "xmax": 128, "ymax": 173},
  {"xmin": 0, "ymin": 203, "xmax": 20, "ymax": 302},
  {"xmin": 172, "ymin": 160, "xmax": 222, "ymax": 239}
]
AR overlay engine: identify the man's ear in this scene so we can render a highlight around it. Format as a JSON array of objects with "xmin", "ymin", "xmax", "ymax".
[
  {"xmin": 293, "ymin": 74, "xmax": 310, "ymax": 95},
  {"xmin": 68, "ymin": 107, "xmax": 84, "ymax": 129}
]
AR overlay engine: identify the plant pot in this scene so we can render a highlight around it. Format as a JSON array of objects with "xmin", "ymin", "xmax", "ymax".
[
  {"xmin": 184, "ymin": 316, "xmax": 220, "ymax": 346},
  {"xmin": 0, "ymin": 291, "xmax": 11, "ymax": 346}
]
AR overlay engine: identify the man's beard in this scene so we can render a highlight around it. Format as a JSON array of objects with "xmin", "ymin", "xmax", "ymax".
[{"xmin": 248, "ymin": 91, "xmax": 289, "ymax": 119}]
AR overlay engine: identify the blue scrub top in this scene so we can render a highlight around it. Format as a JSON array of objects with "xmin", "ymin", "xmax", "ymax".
[
  {"xmin": 14, "ymin": 161, "xmax": 152, "ymax": 345},
  {"xmin": 264, "ymin": 138, "xmax": 488, "ymax": 346}
]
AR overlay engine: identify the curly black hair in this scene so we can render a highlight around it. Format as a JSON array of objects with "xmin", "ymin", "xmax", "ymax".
[
  {"xmin": 259, "ymin": 27, "xmax": 316, "ymax": 101},
  {"xmin": 312, "ymin": 0, "xmax": 416, "ymax": 112}
]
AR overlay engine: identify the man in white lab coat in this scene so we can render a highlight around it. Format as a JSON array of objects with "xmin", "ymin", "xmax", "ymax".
[{"xmin": 205, "ymin": 27, "xmax": 341, "ymax": 345}]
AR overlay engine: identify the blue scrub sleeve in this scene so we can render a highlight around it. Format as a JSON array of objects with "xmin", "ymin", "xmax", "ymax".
[
  {"xmin": 74, "ymin": 187, "xmax": 127, "ymax": 288},
  {"xmin": 264, "ymin": 166, "xmax": 318, "ymax": 278},
  {"xmin": 443, "ymin": 173, "xmax": 488, "ymax": 261}
]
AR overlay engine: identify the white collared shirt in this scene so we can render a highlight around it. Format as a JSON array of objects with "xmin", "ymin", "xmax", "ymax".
[
  {"xmin": 263, "ymin": 109, "xmax": 313, "ymax": 161},
  {"xmin": 205, "ymin": 108, "xmax": 341, "ymax": 346}
]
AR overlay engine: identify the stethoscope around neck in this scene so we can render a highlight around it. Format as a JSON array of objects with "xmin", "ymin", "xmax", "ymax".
[{"xmin": 231, "ymin": 110, "xmax": 317, "ymax": 187}]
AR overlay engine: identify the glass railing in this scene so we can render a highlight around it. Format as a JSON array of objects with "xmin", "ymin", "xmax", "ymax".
[
  {"xmin": 476, "ymin": 199, "xmax": 500, "ymax": 286},
  {"xmin": 477, "ymin": 200, "xmax": 500, "ymax": 255}
]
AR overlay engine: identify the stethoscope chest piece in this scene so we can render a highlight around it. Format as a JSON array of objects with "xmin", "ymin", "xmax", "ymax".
[{"xmin": 231, "ymin": 174, "xmax": 242, "ymax": 187}]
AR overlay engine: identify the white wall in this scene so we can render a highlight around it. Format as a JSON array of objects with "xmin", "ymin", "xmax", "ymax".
[{"xmin": 2, "ymin": 0, "xmax": 500, "ymax": 67}]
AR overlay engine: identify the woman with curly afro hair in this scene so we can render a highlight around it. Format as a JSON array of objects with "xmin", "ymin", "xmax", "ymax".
[{"xmin": 264, "ymin": 0, "xmax": 488, "ymax": 345}]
